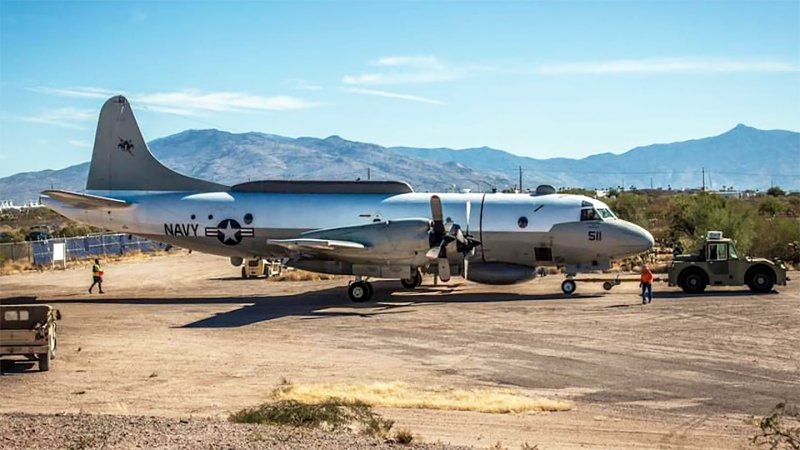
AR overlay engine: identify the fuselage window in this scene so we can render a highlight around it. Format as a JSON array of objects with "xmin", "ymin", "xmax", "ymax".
[
  {"xmin": 190, "ymin": 214, "xmax": 196, "ymax": 220},
  {"xmin": 518, "ymin": 216, "xmax": 528, "ymax": 229},
  {"xmin": 208, "ymin": 214, "xmax": 214, "ymax": 220},
  {"xmin": 580, "ymin": 208, "xmax": 600, "ymax": 221},
  {"xmin": 244, "ymin": 213, "xmax": 254, "ymax": 225}
]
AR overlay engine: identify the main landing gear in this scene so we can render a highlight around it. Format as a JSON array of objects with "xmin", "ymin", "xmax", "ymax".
[
  {"xmin": 348, "ymin": 278, "xmax": 374, "ymax": 302},
  {"xmin": 400, "ymin": 270, "xmax": 423, "ymax": 289}
]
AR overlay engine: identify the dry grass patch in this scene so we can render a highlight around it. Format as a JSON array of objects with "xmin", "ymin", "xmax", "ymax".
[
  {"xmin": 273, "ymin": 381, "xmax": 573, "ymax": 414},
  {"xmin": 270, "ymin": 269, "xmax": 338, "ymax": 282},
  {"xmin": 0, "ymin": 259, "xmax": 31, "ymax": 275}
]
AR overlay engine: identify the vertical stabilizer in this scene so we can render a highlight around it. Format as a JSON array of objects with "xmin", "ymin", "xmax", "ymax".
[{"xmin": 86, "ymin": 96, "xmax": 228, "ymax": 192}]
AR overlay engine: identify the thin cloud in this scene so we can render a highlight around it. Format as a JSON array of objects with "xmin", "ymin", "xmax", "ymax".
[
  {"xmin": 344, "ymin": 87, "xmax": 444, "ymax": 105},
  {"xmin": 32, "ymin": 86, "xmax": 320, "ymax": 115},
  {"xmin": 344, "ymin": 55, "xmax": 462, "ymax": 85},
  {"xmin": 15, "ymin": 107, "xmax": 95, "ymax": 129},
  {"xmin": 31, "ymin": 86, "xmax": 114, "ymax": 99},
  {"xmin": 537, "ymin": 58, "xmax": 800, "ymax": 75}
]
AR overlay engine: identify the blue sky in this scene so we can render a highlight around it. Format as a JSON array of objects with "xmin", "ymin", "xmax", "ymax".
[{"xmin": 1, "ymin": 0, "xmax": 798, "ymax": 177}]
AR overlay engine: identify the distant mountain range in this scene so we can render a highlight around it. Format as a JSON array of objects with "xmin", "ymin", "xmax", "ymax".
[{"xmin": 1, "ymin": 124, "xmax": 798, "ymax": 203}]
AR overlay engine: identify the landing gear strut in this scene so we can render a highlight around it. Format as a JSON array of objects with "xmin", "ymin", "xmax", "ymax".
[
  {"xmin": 400, "ymin": 270, "xmax": 423, "ymax": 289},
  {"xmin": 348, "ymin": 278, "xmax": 373, "ymax": 302},
  {"xmin": 561, "ymin": 277, "xmax": 577, "ymax": 296}
]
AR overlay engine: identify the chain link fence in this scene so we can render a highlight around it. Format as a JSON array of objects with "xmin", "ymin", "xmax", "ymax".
[{"xmin": 0, "ymin": 234, "xmax": 167, "ymax": 266}]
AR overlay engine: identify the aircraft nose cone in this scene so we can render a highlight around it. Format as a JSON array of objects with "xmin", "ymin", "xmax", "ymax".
[{"xmin": 617, "ymin": 221, "xmax": 655, "ymax": 254}]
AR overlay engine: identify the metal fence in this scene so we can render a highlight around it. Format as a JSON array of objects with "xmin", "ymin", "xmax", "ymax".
[{"xmin": 0, "ymin": 234, "xmax": 167, "ymax": 266}]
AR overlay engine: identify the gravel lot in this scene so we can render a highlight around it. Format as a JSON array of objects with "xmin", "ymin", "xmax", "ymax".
[
  {"xmin": 1, "ymin": 252, "xmax": 798, "ymax": 449},
  {"xmin": 0, "ymin": 413, "xmax": 469, "ymax": 450}
]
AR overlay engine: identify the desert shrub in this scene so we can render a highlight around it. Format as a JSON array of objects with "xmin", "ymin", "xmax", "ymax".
[
  {"xmin": 229, "ymin": 399, "xmax": 394, "ymax": 437},
  {"xmin": 750, "ymin": 218, "xmax": 800, "ymax": 262},
  {"xmin": 393, "ymin": 428, "xmax": 414, "ymax": 445},
  {"xmin": 58, "ymin": 222, "xmax": 102, "ymax": 238},
  {"xmin": 606, "ymin": 192, "xmax": 651, "ymax": 227},
  {"xmin": 759, "ymin": 196, "xmax": 791, "ymax": 217},
  {"xmin": 752, "ymin": 402, "xmax": 799, "ymax": 450}
]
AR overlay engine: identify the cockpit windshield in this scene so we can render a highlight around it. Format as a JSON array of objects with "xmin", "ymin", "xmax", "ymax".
[
  {"xmin": 581, "ymin": 207, "xmax": 616, "ymax": 221},
  {"xmin": 598, "ymin": 208, "xmax": 615, "ymax": 219},
  {"xmin": 580, "ymin": 208, "xmax": 598, "ymax": 221}
]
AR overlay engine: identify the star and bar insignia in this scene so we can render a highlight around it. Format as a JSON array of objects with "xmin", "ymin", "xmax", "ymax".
[{"xmin": 205, "ymin": 219, "xmax": 254, "ymax": 246}]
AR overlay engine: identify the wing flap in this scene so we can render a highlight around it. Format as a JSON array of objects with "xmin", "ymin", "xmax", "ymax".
[
  {"xmin": 268, "ymin": 238, "xmax": 366, "ymax": 251},
  {"xmin": 41, "ymin": 190, "xmax": 131, "ymax": 209}
]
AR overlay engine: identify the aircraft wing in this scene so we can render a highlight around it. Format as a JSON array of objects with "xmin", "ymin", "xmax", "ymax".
[
  {"xmin": 41, "ymin": 190, "xmax": 131, "ymax": 209},
  {"xmin": 267, "ymin": 238, "xmax": 366, "ymax": 251}
]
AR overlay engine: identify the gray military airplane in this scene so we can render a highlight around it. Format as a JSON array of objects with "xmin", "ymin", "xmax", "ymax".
[{"xmin": 42, "ymin": 96, "xmax": 654, "ymax": 301}]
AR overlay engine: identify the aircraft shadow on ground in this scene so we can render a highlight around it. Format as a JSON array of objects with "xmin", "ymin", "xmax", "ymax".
[{"xmin": 0, "ymin": 281, "xmax": 600, "ymax": 328}]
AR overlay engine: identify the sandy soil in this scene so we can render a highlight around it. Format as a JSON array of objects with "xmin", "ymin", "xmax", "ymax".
[{"xmin": 1, "ymin": 252, "xmax": 798, "ymax": 449}]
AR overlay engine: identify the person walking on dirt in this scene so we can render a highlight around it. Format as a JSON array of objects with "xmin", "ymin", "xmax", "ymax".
[
  {"xmin": 89, "ymin": 259, "xmax": 104, "ymax": 294},
  {"xmin": 640, "ymin": 264, "xmax": 653, "ymax": 304}
]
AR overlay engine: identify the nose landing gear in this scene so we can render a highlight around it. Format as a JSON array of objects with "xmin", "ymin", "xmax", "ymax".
[{"xmin": 561, "ymin": 277, "xmax": 577, "ymax": 295}]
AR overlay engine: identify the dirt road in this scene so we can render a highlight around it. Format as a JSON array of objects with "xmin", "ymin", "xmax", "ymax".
[{"xmin": 1, "ymin": 252, "xmax": 798, "ymax": 449}]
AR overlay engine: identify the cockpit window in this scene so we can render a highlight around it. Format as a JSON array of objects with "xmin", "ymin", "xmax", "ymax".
[
  {"xmin": 580, "ymin": 208, "xmax": 600, "ymax": 221},
  {"xmin": 598, "ymin": 208, "xmax": 615, "ymax": 219}
]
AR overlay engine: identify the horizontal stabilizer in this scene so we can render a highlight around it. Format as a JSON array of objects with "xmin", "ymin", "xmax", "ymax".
[
  {"xmin": 268, "ymin": 238, "xmax": 366, "ymax": 251},
  {"xmin": 41, "ymin": 190, "xmax": 131, "ymax": 209}
]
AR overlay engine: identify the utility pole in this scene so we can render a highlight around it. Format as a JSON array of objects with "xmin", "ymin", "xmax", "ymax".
[
  {"xmin": 518, "ymin": 166, "xmax": 523, "ymax": 192},
  {"xmin": 702, "ymin": 167, "xmax": 706, "ymax": 191}
]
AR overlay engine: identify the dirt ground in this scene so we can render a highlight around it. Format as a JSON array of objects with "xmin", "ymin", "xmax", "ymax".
[{"xmin": 1, "ymin": 252, "xmax": 798, "ymax": 449}]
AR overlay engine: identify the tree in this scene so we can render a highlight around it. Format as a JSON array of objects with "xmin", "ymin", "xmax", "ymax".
[{"xmin": 767, "ymin": 186, "xmax": 786, "ymax": 197}]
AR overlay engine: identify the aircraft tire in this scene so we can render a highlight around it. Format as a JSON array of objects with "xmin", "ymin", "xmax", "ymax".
[
  {"xmin": 561, "ymin": 279, "xmax": 577, "ymax": 295},
  {"xmin": 400, "ymin": 270, "xmax": 423, "ymax": 289},
  {"xmin": 348, "ymin": 281, "xmax": 372, "ymax": 303}
]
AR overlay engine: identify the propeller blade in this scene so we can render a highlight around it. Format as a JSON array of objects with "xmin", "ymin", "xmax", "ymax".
[
  {"xmin": 438, "ymin": 258, "xmax": 451, "ymax": 282},
  {"xmin": 463, "ymin": 257, "xmax": 469, "ymax": 281},
  {"xmin": 430, "ymin": 195, "xmax": 444, "ymax": 235},
  {"xmin": 465, "ymin": 200, "xmax": 471, "ymax": 235}
]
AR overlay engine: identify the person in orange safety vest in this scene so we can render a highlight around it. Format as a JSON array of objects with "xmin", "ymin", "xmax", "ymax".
[{"xmin": 640, "ymin": 264, "xmax": 654, "ymax": 304}]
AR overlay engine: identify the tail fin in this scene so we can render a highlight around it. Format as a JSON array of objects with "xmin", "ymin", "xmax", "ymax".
[{"xmin": 86, "ymin": 96, "xmax": 228, "ymax": 192}]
